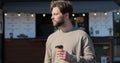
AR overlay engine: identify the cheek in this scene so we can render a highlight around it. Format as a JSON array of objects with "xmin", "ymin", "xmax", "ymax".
[
  {"xmin": 57, "ymin": 16, "xmax": 63, "ymax": 20},
  {"xmin": 54, "ymin": 16, "xmax": 60, "ymax": 21}
]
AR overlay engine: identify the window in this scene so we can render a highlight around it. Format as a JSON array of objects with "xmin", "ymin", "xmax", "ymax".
[
  {"xmin": 36, "ymin": 14, "xmax": 54, "ymax": 39},
  {"xmin": 71, "ymin": 13, "xmax": 89, "ymax": 34},
  {"xmin": 113, "ymin": 12, "xmax": 120, "ymax": 37},
  {"xmin": 113, "ymin": 12, "xmax": 120, "ymax": 62}
]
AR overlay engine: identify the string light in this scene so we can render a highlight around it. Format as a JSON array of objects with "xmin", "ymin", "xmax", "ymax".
[
  {"xmin": 82, "ymin": 13, "xmax": 85, "ymax": 16},
  {"xmin": 94, "ymin": 12, "xmax": 97, "ymax": 16},
  {"xmin": 31, "ymin": 14, "xmax": 34, "ymax": 17},
  {"xmin": 74, "ymin": 17, "xmax": 76, "ymax": 20},
  {"xmin": 117, "ymin": 12, "xmax": 120, "ymax": 15},
  {"xmin": 43, "ymin": 14, "xmax": 46, "ymax": 17},
  {"xmin": 104, "ymin": 12, "xmax": 107, "ymax": 15},
  {"xmin": 72, "ymin": 14, "xmax": 75, "ymax": 17},
  {"xmin": 4, "ymin": 13, "xmax": 7, "ymax": 16},
  {"xmin": 18, "ymin": 13, "xmax": 21, "ymax": 16}
]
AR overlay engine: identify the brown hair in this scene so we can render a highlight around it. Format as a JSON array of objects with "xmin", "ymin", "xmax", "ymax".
[{"xmin": 50, "ymin": 0, "xmax": 73, "ymax": 18}]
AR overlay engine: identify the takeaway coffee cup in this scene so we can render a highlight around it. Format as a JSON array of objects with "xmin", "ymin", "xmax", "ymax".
[{"xmin": 55, "ymin": 45, "xmax": 63, "ymax": 51}]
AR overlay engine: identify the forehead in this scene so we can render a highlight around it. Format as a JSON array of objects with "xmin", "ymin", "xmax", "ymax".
[{"xmin": 51, "ymin": 7, "xmax": 61, "ymax": 13}]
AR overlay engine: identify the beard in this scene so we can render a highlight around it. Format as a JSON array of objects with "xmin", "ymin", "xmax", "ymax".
[{"xmin": 53, "ymin": 17, "xmax": 64, "ymax": 27}]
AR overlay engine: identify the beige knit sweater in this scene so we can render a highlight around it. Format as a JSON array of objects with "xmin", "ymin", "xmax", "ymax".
[{"xmin": 44, "ymin": 29, "xmax": 95, "ymax": 63}]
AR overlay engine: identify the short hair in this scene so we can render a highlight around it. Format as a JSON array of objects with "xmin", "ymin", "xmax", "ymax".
[{"xmin": 50, "ymin": 0, "xmax": 73, "ymax": 18}]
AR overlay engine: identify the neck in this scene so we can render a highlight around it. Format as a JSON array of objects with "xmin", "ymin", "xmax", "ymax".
[{"xmin": 59, "ymin": 19, "xmax": 73, "ymax": 32}]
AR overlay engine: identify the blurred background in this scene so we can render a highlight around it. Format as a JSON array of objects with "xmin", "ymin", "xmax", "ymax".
[{"xmin": 0, "ymin": 0, "xmax": 120, "ymax": 63}]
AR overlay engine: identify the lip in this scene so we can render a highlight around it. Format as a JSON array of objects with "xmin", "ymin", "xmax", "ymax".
[{"xmin": 52, "ymin": 20, "xmax": 56, "ymax": 22}]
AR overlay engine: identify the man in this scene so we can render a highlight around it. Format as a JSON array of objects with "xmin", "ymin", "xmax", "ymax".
[{"xmin": 44, "ymin": 0, "xmax": 95, "ymax": 63}]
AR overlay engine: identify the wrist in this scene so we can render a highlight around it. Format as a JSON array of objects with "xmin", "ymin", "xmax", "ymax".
[{"xmin": 67, "ymin": 54, "xmax": 72, "ymax": 63}]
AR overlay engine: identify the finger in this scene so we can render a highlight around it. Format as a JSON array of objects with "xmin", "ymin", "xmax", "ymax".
[
  {"xmin": 59, "ymin": 55, "xmax": 65, "ymax": 60},
  {"xmin": 56, "ymin": 50, "xmax": 64, "ymax": 52},
  {"xmin": 58, "ymin": 53, "xmax": 66, "ymax": 60},
  {"xmin": 56, "ymin": 52, "xmax": 63, "ymax": 56},
  {"xmin": 56, "ymin": 51, "xmax": 64, "ymax": 55},
  {"xmin": 60, "ymin": 51, "xmax": 66, "ymax": 60}
]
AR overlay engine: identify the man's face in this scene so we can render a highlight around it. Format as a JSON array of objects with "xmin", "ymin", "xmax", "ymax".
[{"xmin": 51, "ymin": 7, "xmax": 64, "ymax": 27}]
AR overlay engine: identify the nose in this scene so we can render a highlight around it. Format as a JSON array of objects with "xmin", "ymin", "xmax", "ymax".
[
  {"xmin": 51, "ymin": 15, "xmax": 54, "ymax": 20},
  {"xmin": 51, "ymin": 15, "xmax": 53, "ymax": 19}
]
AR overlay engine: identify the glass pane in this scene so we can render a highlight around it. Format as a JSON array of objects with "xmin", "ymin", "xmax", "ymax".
[
  {"xmin": 71, "ymin": 13, "xmax": 89, "ymax": 34},
  {"xmin": 36, "ymin": 14, "xmax": 54, "ymax": 39},
  {"xmin": 113, "ymin": 12, "xmax": 120, "ymax": 37},
  {"xmin": 95, "ymin": 45, "xmax": 110, "ymax": 63}
]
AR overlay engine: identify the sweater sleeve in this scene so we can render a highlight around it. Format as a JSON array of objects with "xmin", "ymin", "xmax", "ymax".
[
  {"xmin": 44, "ymin": 38, "xmax": 52, "ymax": 63},
  {"xmin": 70, "ymin": 32, "xmax": 96, "ymax": 63}
]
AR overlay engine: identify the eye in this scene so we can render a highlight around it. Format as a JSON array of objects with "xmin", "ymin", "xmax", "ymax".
[{"xmin": 53, "ymin": 13, "xmax": 58, "ymax": 16}]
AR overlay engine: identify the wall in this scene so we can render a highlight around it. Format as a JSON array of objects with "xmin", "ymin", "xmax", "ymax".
[
  {"xmin": 5, "ymin": 39, "xmax": 46, "ymax": 63},
  {"xmin": 5, "ymin": 13, "xmax": 36, "ymax": 38},
  {"xmin": 89, "ymin": 12, "xmax": 113, "ymax": 37},
  {"xmin": 0, "ymin": 9, "xmax": 3, "ymax": 33}
]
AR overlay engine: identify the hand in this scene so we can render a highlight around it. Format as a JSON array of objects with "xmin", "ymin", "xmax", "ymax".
[{"xmin": 56, "ymin": 50, "xmax": 71, "ymax": 62}]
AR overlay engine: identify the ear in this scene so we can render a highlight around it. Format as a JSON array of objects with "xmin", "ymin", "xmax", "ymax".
[{"xmin": 64, "ymin": 13, "xmax": 69, "ymax": 19}]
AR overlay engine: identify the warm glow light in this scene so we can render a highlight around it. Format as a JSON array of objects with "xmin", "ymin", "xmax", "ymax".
[
  {"xmin": 74, "ymin": 17, "xmax": 76, "ymax": 20},
  {"xmin": 72, "ymin": 14, "xmax": 75, "ymax": 17},
  {"xmin": 31, "ymin": 14, "xmax": 34, "ymax": 17},
  {"xmin": 4, "ymin": 13, "xmax": 7, "ymax": 16},
  {"xmin": 18, "ymin": 13, "xmax": 21, "ymax": 16},
  {"xmin": 117, "ymin": 12, "xmax": 120, "ymax": 15},
  {"xmin": 43, "ymin": 14, "xmax": 46, "ymax": 17},
  {"xmin": 104, "ymin": 12, "xmax": 107, "ymax": 15},
  {"xmin": 94, "ymin": 13, "xmax": 96, "ymax": 16},
  {"xmin": 82, "ymin": 13, "xmax": 85, "ymax": 16}
]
